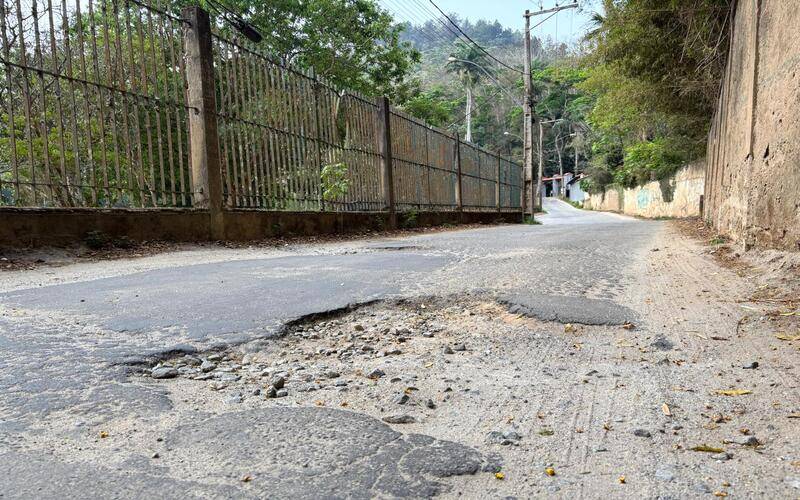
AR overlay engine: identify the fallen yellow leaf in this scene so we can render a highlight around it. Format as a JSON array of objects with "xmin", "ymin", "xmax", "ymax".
[
  {"xmin": 618, "ymin": 475, "xmax": 626, "ymax": 484},
  {"xmin": 564, "ymin": 324, "xmax": 577, "ymax": 333},
  {"xmin": 545, "ymin": 467, "xmax": 556, "ymax": 476},
  {"xmin": 713, "ymin": 491, "xmax": 728, "ymax": 497},
  {"xmin": 691, "ymin": 445, "xmax": 725, "ymax": 453},
  {"xmin": 662, "ymin": 403, "xmax": 672, "ymax": 416},
  {"xmin": 495, "ymin": 472, "xmax": 505, "ymax": 480},
  {"xmin": 715, "ymin": 389, "xmax": 752, "ymax": 396},
  {"xmin": 99, "ymin": 431, "xmax": 109, "ymax": 439}
]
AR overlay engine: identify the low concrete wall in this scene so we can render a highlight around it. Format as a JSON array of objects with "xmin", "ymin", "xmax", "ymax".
[
  {"xmin": 0, "ymin": 208, "xmax": 521, "ymax": 248},
  {"xmin": 584, "ymin": 162, "xmax": 705, "ymax": 218}
]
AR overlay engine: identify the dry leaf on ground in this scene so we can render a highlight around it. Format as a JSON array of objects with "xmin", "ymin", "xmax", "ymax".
[
  {"xmin": 715, "ymin": 389, "xmax": 752, "ymax": 396},
  {"xmin": 691, "ymin": 445, "xmax": 725, "ymax": 453}
]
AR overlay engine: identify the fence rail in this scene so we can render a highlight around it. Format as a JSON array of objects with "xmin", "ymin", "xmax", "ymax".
[{"xmin": 0, "ymin": 0, "xmax": 523, "ymax": 218}]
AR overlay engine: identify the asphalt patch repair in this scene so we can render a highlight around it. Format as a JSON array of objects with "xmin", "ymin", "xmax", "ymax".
[{"xmin": 497, "ymin": 292, "xmax": 638, "ymax": 326}]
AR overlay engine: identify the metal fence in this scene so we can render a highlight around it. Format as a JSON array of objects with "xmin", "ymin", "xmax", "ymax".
[
  {"xmin": 0, "ymin": 0, "xmax": 192, "ymax": 208},
  {"xmin": 0, "ymin": 0, "xmax": 523, "ymax": 214}
]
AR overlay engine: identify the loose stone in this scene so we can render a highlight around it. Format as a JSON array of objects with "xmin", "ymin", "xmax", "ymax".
[
  {"xmin": 151, "ymin": 367, "xmax": 179, "ymax": 379},
  {"xmin": 382, "ymin": 414, "xmax": 416, "ymax": 424},
  {"xmin": 271, "ymin": 376, "xmax": 286, "ymax": 390}
]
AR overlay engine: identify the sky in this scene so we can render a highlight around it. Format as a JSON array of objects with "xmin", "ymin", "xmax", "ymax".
[{"xmin": 377, "ymin": 0, "xmax": 601, "ymax": 45}]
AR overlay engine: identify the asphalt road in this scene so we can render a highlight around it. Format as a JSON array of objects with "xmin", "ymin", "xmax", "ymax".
[{"xmin": 0, "ymin": 199, "xmax": 661, "ymax": 497}]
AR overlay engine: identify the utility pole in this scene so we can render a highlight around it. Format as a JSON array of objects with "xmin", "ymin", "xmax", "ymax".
[
  {"xmin": 524, "ymin": 2, "xmax": 579, "ymax": 212},
  {"xmin": 523, "ymin": 11, "xmax": 535, "ymax": 216}
]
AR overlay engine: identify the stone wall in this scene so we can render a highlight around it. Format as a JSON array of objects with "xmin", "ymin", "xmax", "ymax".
[
  {"xmin": 705, "ymin": 0, "xmax": 800, "ymax": 251},
  {"xmin": 583, "ymin": 162, "xmax": 705, "ymax": 218}
]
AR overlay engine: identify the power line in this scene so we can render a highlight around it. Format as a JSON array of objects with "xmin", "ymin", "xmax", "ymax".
[
  {"xmin": 386, "ymin": 2, "xmax": 452, "ymax": 50},
  {"xmin": 525, "ymin": 11, "xmax": 559, "ymax": 34},
  {"xmin": 427, "ymin": 0, "xmax": 523, "ymax": 74},
  {"xmin": 384, "ymin": 0, "xmax": 463, "ymax": 50},
  {"xmin": 384, "ymin": 0, "xmax": 520, "ymax": 89},
  {"xmin": 409, "ymin": 0, "xmax": 522, "ymax": 90}
]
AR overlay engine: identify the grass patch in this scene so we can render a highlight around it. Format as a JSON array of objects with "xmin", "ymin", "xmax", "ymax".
[
  {"xmin": 523, "ymin": 216, "xmax": 541, "ymax": 225},
  {"xmin": 709, "ymin": 235, "xmax": 728, "ymax": 245}
]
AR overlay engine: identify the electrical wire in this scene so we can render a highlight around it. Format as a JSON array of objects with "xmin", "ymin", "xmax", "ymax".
[
  {"xmin": 382, "ymin": 0, "xmax": 520, "ymax": 90},
  {"xmin": 427, "ymin": 0, "xmax": 523, "ymax": 74}
]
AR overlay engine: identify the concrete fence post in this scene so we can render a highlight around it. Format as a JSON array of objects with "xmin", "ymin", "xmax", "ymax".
[
  {"xmin": 453, "ymin": 132, "xmax": 463, "ymax": 212},
  {"xmin": 496, "ymin": 155, "xmax": 501, "ymax": 212},
  {"xmin": 377, "ymin": 96, "xmax": 396, "ymax": 228},
  {"xmin": 183, "ymin": 5, "xmax": 224, "ymax": 239}
]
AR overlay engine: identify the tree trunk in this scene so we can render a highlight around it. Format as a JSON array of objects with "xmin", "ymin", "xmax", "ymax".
[{"xmin": 465, "ymin": 84, "xmax": 473, "ymax": 143}]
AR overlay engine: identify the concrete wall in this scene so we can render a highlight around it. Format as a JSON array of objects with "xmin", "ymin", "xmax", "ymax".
[
  {"xmin": 705, "ymin": 0, "xmax": 800, "ymax": 251},
  {"xmin": 0, "ymin": 208, "xmax": 521, "ymax": 248},
  {"xmin": 584, "ymin": 162, "xmax": 705, "ymax": 218},
  {"xmin": 567, "ymin": 180, "xmax": 587, "ymax": 203}
]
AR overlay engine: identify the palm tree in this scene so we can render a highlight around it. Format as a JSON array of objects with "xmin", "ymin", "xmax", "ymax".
[{"xmin": 446, "ymin": 42, "xmax": 489, "ymax": 143}]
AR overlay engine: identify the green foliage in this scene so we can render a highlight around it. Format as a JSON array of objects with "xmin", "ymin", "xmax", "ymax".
[
  {"xmin": 564, "ymin": 199, "xmax": 584, "ymax": 209},
  {"xmin": 531, "ymin": 64, "xmax": 590, "ymax": 176},
  {"xmin": 320, "ymin": 163, "xmax": 350, "ymax": 202},
  {"xmin": 400, "ymin": 209, "xmax": 418, "ymax": 228},
  {"xmin": 578, "ymin": 0, "xmax": 732, "ymax": 192},
  {"xmin": 197, "ymin": 0, "xmax": 421, "ymax": 101},
  {"xmin": 399, "ymin": 86, "xmax": 456, "ymax": 128},
  {"xmin": 613, "ymin": 139, "xmax": 685, "ymax": 187},
  {"xmin": 523, "ymin": 215, "xmax": 541, "ymax": 225}
]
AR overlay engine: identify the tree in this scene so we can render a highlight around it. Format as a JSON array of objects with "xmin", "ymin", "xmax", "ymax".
[
  {"xmin": 200, "ymin": 0, "xmax": 421, "ymax": 101},
  {"xmin": 399, "ymin": 85, "xmax": 456, "ymax": 128},
  {"xmin": 445, "ymin": 41, "xmax": 490, "ymax": 143},
  {"xmin": 578, "ymin": 0, "xmax": 732, "ymax": 190}
]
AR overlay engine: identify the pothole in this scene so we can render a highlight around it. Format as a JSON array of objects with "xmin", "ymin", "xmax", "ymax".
[{"xmin": 142, "ymin": 295, "xmax": 497, "ymax": 402}]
